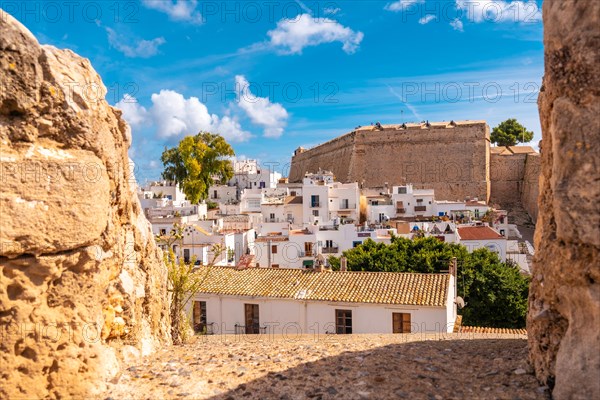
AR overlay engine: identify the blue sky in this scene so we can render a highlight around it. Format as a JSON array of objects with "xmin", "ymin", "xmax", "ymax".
[{"xmin": 11, "ymin": 0, "xmax": 544, "ymax": 182}]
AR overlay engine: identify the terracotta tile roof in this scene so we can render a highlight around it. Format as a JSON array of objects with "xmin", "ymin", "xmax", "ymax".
[
  {"xmin": 453, "ymin": 315, "xmax": 526, "ymax": 335},
  {"xmin": 195, "ymin": 267, "xmax": 450, "ymax": 307},
  {"xmin": 490, "ymin": 146, "xmax": 512, "ymax": 155},
  {"xmin": 508, "ymin": 145, "xmax": 537, "ymax": 154},
  {"xmin": 457, "ymin": 226, "xmax": 504, "ymax": 240},
  {"xmin": 285, "ymin": 196, "xmax": 303, "ymax": 205},
  {"xmin": 459, "ymin": 326, "xmax": 527, "ymax": 335}
]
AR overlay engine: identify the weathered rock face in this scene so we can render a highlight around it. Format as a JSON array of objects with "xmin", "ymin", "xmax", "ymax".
[
  {"xmin": 0, "ymin": 11, "xmax": 170, "ymax": 398},
  {"xmin": 528, "ymin": 1, "xmax": 600, "ymax": 399}
]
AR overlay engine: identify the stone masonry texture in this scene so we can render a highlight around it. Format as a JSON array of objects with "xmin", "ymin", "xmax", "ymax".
[
  {"xmin": 528, "ymin": 1, "xmax": 600, "ymax": 399},
  {"xmin": 0, "ymin": 11, "xmax": 170, "ymax": 398},
  {"xmin": 290, "ymin": 122, "xmax": 491, "ymax": 203}
]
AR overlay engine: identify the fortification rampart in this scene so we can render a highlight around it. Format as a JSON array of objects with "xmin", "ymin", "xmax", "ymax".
[{"xmin": 290, "ymin": 121, "xmax": 490, "ymax": 202}]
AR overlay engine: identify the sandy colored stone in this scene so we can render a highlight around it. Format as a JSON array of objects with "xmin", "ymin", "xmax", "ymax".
[
  {"xmin": 289, "ymin": 122, "xmax": 491, "ymax": 203},
  {"xmin": 528, "ymin": 1, "xmax": 600, "ymax": 399},
  {"xmin": 105, "ymin": 334, "xmax": 549, "ymax": 400},
  {"xmin": 0, "ymin": 10, "xmax": 170, "ymax": 399}
]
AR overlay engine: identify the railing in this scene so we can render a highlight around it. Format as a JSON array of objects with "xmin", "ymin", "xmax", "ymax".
[
  {"xmin": 414, "ymin": 206, "xmax": 427, "ymax": 212},
  {"xmin": 396, "ymin": 208, "xmax": 406, "ymax": 214},
  {"xmin": 264, "ymin": 218, "xmax": 282, "ymax": 223},
  {"xmin": 339, "ymin": 203, "xmax": 356, "ymax": 210},
  {"xmin": 322, "ymin": 247, "xmax": 339, "ymax": 254},
  {"xmin": 310, "ymin": 202, "xmax": 320, "ymax": 208},
  {"xmin": 319, "ymin": 225, "xmax": 339, "ymax": 231},
  {"xmin": 298, "ymin": 251, "xmax": 313, "ymax": 257},
  {"xmin": 234, "ymin": 324, "xmax": 266, "ymax": 335}
]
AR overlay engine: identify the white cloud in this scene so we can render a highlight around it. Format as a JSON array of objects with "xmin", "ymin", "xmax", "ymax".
[
  {"xmin": 455, "ymin": 0, "xmax": 542, "ymax": 23},
  {"xmin": 142, "ymin": 0, "xmax": 203, "ymax": 24},
  {"xmin": 116, "ymin": 90, "xmax": 251, "ymax": 142},
  {"xmin": 235, "ymin": 76, "xmax": 289, "ymax": 138},
  {"xmin": 419, "ymin": 14, "xmax": 437, "ymax": 24},
  {"xmin": 116, "ymin": 94, "xmax": 148, "ymax": 128},
  {"xmin": 450, "ymin": 18, "xmax": 464, "ymax": 31},
  {"xmin": 106, "ymin": 28, "xmax": 165, "ymax": 58},
  {"xmin": 385, "ymin": 0, "xmax": 425, "ymax": 12},
  {"xmin": 267, "ymin": 14, "xmax": 364, "ymax": 55}
]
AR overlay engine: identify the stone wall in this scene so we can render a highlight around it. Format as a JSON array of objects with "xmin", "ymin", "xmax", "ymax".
[
  {"xmin": 528, "ymin": 1, "xmax": 600, "ymax": 399},
  {"xmin": 0, "ymin": 12, "xmax": 170, "ymax": 398},
  {"xmin": 490, "ymin": 152, "xmax": 541, "ymax": 222},
  {"xmin": 521, "ymin": 154, "xmax": 541, "ymax": 222},
  {"xmin": 490, "ymin": 153, "xmax": 528, "ymax": 206},
  {"xmin": 290, "ymin": 121, "xmax": 490, "ymax": 202}
]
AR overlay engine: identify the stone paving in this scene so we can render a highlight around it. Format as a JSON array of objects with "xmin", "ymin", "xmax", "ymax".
[{"xmin": 104, "ymin": 333, "xmax": 550, "ymax": 400}]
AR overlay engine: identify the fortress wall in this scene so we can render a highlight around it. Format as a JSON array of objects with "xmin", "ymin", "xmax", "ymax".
[
  {"xmin": 290, "ymin": 122, "xmax": 490, "ymax": 202},
  {"xmin": 521, "ymin": 153, "xmax": 541, "ymax": 222},
  {"xmin": 489, "ymin": 153, "xmax": 528, "ymax": 206},
  {"xmin": 289, "ymin": 132, "xmax": 356, "ymax": 182}
]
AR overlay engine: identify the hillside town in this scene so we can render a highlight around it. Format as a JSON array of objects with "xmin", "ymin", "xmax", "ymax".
[
  {"xmin": 137, "ymin": 153, "xmax": 535, "ymax": 336},
  {"xmin": 2, "ymin": 2, "xmax": 597, "ymax": 399}
]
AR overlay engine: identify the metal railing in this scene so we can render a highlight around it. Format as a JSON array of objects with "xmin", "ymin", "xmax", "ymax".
[
  {"xmin": 234, "ymin": 324, "xmax": 267, "ymax": 335},
  {"xmin": 322, "ymin": 247, "xmax": 339, "ymax": 254}
]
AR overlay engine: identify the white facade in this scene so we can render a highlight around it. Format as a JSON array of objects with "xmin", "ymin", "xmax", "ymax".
[{"xmin": 188, "ymin": 271, "xmax": 456, "ymax": 335}]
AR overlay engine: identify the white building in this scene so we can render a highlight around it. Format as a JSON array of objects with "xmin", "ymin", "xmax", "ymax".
[
  {"xmin": 364, "ymin": 184, "xmax": 489, "ymax": 224},
  {"xmin": 229, "ymin": 159, "xmax": 282, "ymax": 194},
  {"xmin": 456, "ymin": 225, "xmax": 507, "ymax": 261},
  {"xmin": 302, "ymin": 171, "xmax": 360, "ymax": 227},
  {"xmin": 188, "ymin": 266, "xmax": 457, "ymax": 335}
]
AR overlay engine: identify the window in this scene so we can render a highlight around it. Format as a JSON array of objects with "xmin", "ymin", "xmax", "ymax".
[
  {"xmin": 305, "ymin": 242, "xmax": 313, "ymax": 257},
  {"xmin": 290, "ymin": 191, "xmax": 296, "ymax": 196},
  {"xmin": 271, "ymin": 245, "xmax": 278, "ymax": 254},
  {"xmin": 244, "ymin": 304, "xmax": 260, "ymax": 334},
  {"xmin": 270, "ymin": 213, "xmax": 275, "ymax": 220},
  {"xmin": 416, "ymin": 198, "xmax": 423, "ymax": 203},
  {"xmin": 335, "ymin": 309, "xmax": 352, "ymax": 334},
  {"xmin": 159, "ymin": 228, "xmax": 167, "ymax": 235},
  {"xmin": 379, "ymin": 213, "xmax": 386, "ymax": 222},
  {"xmin": 260, "ymin": 181, "xmax": 266, "ymax": 189},
  {"xmin": 183, "ymin": 248, "xmax": 190, "ymax": 263},
  {"xmin": 341, "ymin": 199, "xmax": 349, "ymax": 209},
  {"xmin": 213, "ymin": 190, "xmax": 217, "ymax": 199},
  {"xmin": 392, "ymin": 313, "xmax": 411, "ymax": 333},
  {"xmin": 398, "ymin": 187, "xmax": 407, "ymax": 194},
  {"xmin": 193, "ymin": 301, "xmax": 207, "ymax": 333},
  {"xmin": 312, "ymin": 210, "xmax": 319, "ymax": 217},
  {"xmin": 311, "ymin": 195, "xmax": 320, "ymax": 207},
  {"xmin": 353, "ymin": 241, "xmax": 362, "ymax": 248},
  {"xmin": 325, "ymin": 240, "xmax": 333, "ymax": 248},
  {"xmin": 272, "ymin": 264, "xmax": 280, "ymax": 268}
]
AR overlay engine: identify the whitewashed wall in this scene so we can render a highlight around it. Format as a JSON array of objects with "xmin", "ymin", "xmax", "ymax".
[{"xmin": 188, "ymin": 295, "xmax": 456, "ymax": 335}]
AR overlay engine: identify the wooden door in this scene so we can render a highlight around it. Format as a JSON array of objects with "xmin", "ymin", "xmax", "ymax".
[
  {"xmin": 244, "ymin": 304, "xmax": 259, "ymax": 334},
  {"xmin": 393, "ymin": 313, "xmax": 411, "ymax": 333}
]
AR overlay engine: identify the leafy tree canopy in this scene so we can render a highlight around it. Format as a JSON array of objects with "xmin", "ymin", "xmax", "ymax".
[
  {"xmin": 161, "ymin": 132, "xmax": 235, "ymax": 204},
  {"xmin": 330, "ymin": 236, "xmax": 529, "ymax": 328},
  {"xmin": 491, "ymin": 118, "xmax": 534, "ymax": 147}
]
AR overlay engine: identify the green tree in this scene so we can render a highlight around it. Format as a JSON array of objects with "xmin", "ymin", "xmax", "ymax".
[
  {"xmin": 161, "ymin": 132, "xmax": 235, "ymax": 204},
  {"xmin": 331, "ymin": 236, "xmax": 529, "ymax": 328},
  {"xmin": 491, "ymin": 118, "xmax": 534, "ymax": 147}
]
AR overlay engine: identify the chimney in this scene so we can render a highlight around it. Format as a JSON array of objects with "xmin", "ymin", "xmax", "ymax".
[{"xmin": 340, "ymin": 256, "xmax": 347, "ymax": 272}]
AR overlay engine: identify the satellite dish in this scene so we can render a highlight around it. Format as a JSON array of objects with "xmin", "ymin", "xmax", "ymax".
[{"xmin": 455, "ymin": 297, "xmax": 467, "ymax": 309}]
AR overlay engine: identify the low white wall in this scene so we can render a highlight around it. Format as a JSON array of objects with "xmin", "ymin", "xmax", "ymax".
[{"xmin": 188, "ymin": 295, "xmax": 454, "ymax": 335}]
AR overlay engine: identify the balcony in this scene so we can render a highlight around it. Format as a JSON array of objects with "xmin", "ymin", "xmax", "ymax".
[
  {"xmin": 339, "ymin": 203, "xmax": 356, "ymax": 210},
  {"xmin": 414, "ymin": 206, "xmax": 427, "ymax": 212},
  {"xmin": 298, "ymin": 251, "xmax": 313, "ymax": 257},
  {"xmin": 396, "ymin": 208, "xmax": 406, "ymax": 214},
  {"xmin": 322, "ymin": 247, "xmax": 339, "ymax": 254},
  {"xmin": 310, "ymin": 202, "xmax": 321, "ymax": 208}
]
